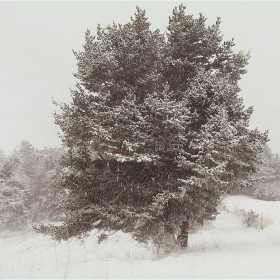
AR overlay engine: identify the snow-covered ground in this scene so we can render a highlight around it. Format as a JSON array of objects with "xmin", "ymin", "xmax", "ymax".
[{"xmin": 1, "ymin": 195, "xmax": 280, "ymax": 279}]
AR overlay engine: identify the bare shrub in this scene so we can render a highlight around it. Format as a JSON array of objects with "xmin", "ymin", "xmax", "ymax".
[{"xmin": 226, "ymin": 206, "xmax": 272, "ymax": 230}]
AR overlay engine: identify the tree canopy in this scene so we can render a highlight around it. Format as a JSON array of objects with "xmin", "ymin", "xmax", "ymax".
[{"xmin": 37, "ymin": 5, "xmax": 268, "ymax": 244}]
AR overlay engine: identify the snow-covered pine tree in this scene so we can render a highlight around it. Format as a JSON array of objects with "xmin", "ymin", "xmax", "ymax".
[
  {"xmin": 73, "ymin": 6, "xmax": 165, "ymax": 105},
  {"xmin": 250, "ymin": 145, "xmax": 280, "ymax": 201},
  {"xmin": 0, "ymin": 148, "xmax": 30, "ymax": 230},
  {"xmin": 0, "ymin": 141, "xmax": 65, "ymax": 230},
  {"xmin": 165, "ymin": 4, "xmax": 250, "ymax": 93},
  {"xmin": 35, "ymin": 6, "xmax": 268, "ymax": 244}
]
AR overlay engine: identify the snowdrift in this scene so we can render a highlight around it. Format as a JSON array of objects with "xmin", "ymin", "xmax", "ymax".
[{"xmin": 0, "ymin": 195, "xmax": 280, "ymax": 279}]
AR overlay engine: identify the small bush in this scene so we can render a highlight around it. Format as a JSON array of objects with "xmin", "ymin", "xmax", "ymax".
[
  {"xmin": 226, "ymin": 206, "xmax": 272, "ymax": 230},
  {"xmin": 243, "ymin": 210, "xmax": 259, "ymax": 227}
]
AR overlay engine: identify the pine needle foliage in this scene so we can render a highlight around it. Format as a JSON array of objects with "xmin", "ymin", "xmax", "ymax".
[{"xmin": 36, "ymin": 5, "xmax": 267, "ymax": 244}]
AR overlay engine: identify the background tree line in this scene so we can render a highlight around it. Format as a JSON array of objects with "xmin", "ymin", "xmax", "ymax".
[
  {"xmin": 0, "ymin": 140, "xmax": 65, "ymax": 230},
  {"xmin": 235, "ymin": 144, "xmax": 280, "ymax": 201}
]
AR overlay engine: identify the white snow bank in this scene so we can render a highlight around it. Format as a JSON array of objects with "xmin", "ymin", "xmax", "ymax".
[
  {"xmin": 0, "ymin": 195, "xmax": 280, "ymax": 278},
  {"xmin": 222, "ymin": 194, "xmax": 280, "ymax": 225}
]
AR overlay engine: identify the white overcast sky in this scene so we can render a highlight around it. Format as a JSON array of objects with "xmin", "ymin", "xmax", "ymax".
[{"xmin": 0, "ymin": 1, "xmax": 280, "ymax": 154}]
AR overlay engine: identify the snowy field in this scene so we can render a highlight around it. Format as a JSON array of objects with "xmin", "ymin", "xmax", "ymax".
[{"xmin": 1, "ymin": 195, "xmax": 280, "ymax": 279}]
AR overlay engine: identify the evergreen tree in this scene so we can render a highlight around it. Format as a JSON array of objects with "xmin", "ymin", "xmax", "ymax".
[
  {"xmin": 73, "ymin": 6, "xmax": 165, "ymax": 104},
  {"xmin": 165, "ymin": 4, "xmax": 250, "ymax": 93},
  {"xmin": 251, "ymin": 145, "xmax": 280, "ymax": 201},
  {"xmin": 35, "ymin": 6, "xmax": 267, "ymax": 244},
  {"xmin": 0, "ymin": 179, "xmax": 30, "ymax": 230},
  {"xmin": 0, "ymin": 142, "xmax": 65, "ymax": 230},
  {"xmin": 0, "ymin": 148, "xmax": 30, "ymax": 230}
]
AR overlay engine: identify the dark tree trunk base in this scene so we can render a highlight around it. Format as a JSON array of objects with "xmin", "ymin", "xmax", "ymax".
[{"xmin": 177, "ymin": 220, "xmax": 189, "ymax": 247}]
